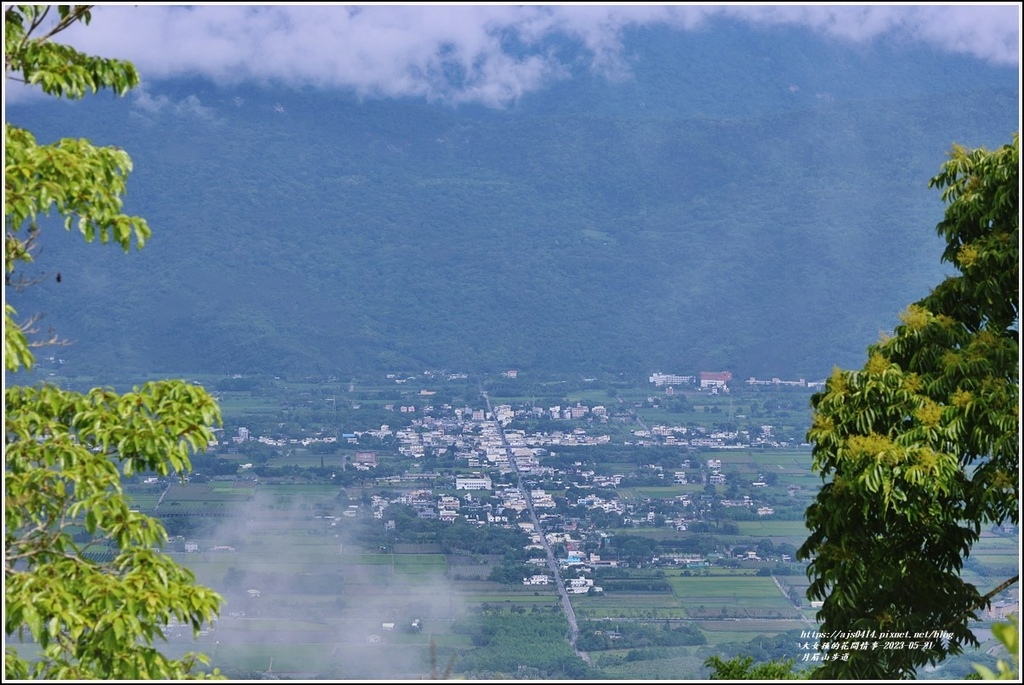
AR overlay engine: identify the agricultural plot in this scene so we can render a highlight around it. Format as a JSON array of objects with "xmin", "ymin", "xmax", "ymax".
[
  {"xmin": 334, "ymin": 553, "xmax": 450, "ymax": 583},
  {"xmin": 262, "ymin": 451, "xmax": 350, "ymax": 468},
  {"xmin": 697, "ymin": 619, "xmax": 808, "ymax": 652},
  {"xmin": 972, "ymin": 532, "xmax": 1019, "ymax": 565},
  {"xmin": 155, "ymin": 485, "xmax": 253, "ymax": 527},
  {"xmin": 735, "ymin": 520, "xmax": 811, "ymax": 548},
  {"xmin": 339, "ymin": 553, "xmax": 392, "ymax": 565},
  {"xmin": 972, "ymin": 554, "xmax": 1019, "ymax": 568},
  {"xmin": 393, "ymin": 554, "xmax": 448, "ymax": 575},
  {"xmin": 215, "ymin": 393, "xmax": 281, "ymax": 418},
  {"xmin": 734, "ymin": 520, "xmax": 808, "ymax": 537},
  {"xmin": 572, "ymin": 593, "xmax": 689, "ymax": 620},
  {"xmin": 596, "ymin": 652, "xmax": 708, "ymax": 680},
  {"xmin": 80, "ymin": 371, "xmax": 1011, "ymax": 681},
  {"xmin": 255, "ymin": 483, "xmax": 340, "ymax": 498},
  {"xmin": 594, "ymin": 460, "xmax": 641, "ymax": 474},
  {"xmin": 667, "ymin": 574, "xmax": 799, "ymax": 620},
  {"xmin": 125, "ymin": 493, "xmax": 161, "ymax": 510},
  {"xmin": 748, "ymin": 449, "xmax": 813, "ymax": 466}
]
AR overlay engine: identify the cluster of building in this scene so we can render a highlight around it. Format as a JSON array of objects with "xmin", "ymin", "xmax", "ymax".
[
  {"xmin": 214, "ymin": 371, "xmax": 818, "ymax": 573},
  {"xmin": 367, "ymin": 481, "xmax": 561, "ymax": 526},
  {"xmin": 224, "ymin": 396, "xmax": 790, "ymax": 542},
  {"xmin": 745, "ymin": 376, "xmax": 826, "ymax": 389},
  {"xmin": 650, "ymin": 370, "xmax": 827, "ymax": 392},
  {"xmin": 649, "ymin": 370, "xmax": 733, "ymax": 391}
]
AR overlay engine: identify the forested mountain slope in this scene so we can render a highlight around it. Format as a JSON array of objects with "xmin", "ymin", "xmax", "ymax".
[{"xmin": 8, "ymin": 22, "xmax": 1017, "ymax": 378}]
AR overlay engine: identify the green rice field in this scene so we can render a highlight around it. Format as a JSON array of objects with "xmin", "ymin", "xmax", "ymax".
[{"xmin": 94, "ymin": 449, "xmax": 1017, "ymax": 680}]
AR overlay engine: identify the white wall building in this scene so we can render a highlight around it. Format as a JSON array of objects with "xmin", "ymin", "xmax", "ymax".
[{"xmin": 456, "ymin": 476, "xmax": 492, "ymax": 490}]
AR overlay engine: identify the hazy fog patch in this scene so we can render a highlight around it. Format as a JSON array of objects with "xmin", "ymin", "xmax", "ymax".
[{"xmin": 177, "ymin": 488, "xmax": 468, "ymax": 678}]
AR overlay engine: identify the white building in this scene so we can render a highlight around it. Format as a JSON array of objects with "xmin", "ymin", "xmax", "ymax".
[
  {"xmin": 567, "ymin": 577, "xmax": 602, "ymax": 594},
  {"xmin": 523, "ymin": 574, "xmax": 551, "ymax": 585},
  {"xmin": 649, "ymin": 372, "xmax": 694, "ymax": 387},
  {"xmin": 456, "ymin": 476, "xmax": 492, "ymax": 490}
]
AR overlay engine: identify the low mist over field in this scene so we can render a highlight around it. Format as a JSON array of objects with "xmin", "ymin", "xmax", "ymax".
[{"xmin": 167, "ymin": 487, "xmax": 466, "ymax": 678}]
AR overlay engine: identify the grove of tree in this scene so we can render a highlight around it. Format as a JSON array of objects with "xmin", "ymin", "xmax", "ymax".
[
  {"xmin": 798, "ymin": 133, "xmax": 1019, "ymax": 679},
  {"xmin": 5, "ymin": 5, "xmax": 222, "ymax": 679}
]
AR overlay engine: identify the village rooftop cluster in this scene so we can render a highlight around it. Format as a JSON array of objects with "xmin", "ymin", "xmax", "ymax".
[{"xmin": 197, "ymin": 370, "xmax": 824, "ymax": 575}]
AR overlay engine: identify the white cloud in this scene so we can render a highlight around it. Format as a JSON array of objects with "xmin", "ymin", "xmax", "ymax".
[
  {"xmin": 132, "ymin": 88, "xmax": 171, "ymax": 115},
  {"xmin": 129, "ymin": 87, "xmax": 217, "ymax": 123},
  {"xmin": 14, "ymin": 3, "xmax": 1020, "ymax": 108},
  {"xmin": 175, "ymin": 94, "xmax": 217, "ymax": 119},
  {"xmin": 719, "ymin": 3, "xmax": 1020, "ymax": 65}
]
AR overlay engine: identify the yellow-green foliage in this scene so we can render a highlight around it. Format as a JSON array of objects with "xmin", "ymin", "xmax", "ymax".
[
  {"xmin": 5, "ymin": 6, "xmax": 223, "ymax": 679},
  {"xmin": 973, "ymin": 617, "xmax": 1019, "ymax": 680},
  {"xmin": 799, "ymin": 134, "xmax": 1019, "ymax": 680}
]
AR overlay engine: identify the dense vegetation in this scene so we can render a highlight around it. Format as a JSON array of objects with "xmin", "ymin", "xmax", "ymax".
[
  {"xmin": 798, "ymin": 134, "xmax": 1019, "ymax": 679},
  {"xmin": 8, "ymin": 22, "xmax": 1017, "ymax": 380},
  {"xmin": 6, "ymin": 7, "xmax": 1018, "ymax": 681},
  {"xmin": 5, "ymin": 6, "xmax": 222, "ymax": 679},
  {"xmin": 451, "ymin": 608, "xmax": 597, "ymax": 678}
]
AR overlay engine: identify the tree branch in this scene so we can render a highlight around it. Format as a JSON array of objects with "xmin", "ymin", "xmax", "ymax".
[
  {"xmin": 945, "ymin": 574, "xmax": 1020, "ymax": 630},
  {"xmin": 982, "ymin": 575, "xmax": 1020, "ymax": 605},
  {"xmin": 36, "ymin": 6, "xmax": 95, "ymax": 45},
  {"xmin": 25, "ymin": 6, "xmax": 51, "ymax": 41}
]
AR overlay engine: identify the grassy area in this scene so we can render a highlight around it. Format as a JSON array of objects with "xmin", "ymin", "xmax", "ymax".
[
  {"xmin": 162, "ymin": 483, "xmax": 254, "ymax": 502},
  {"xmin": 598, "ymin": 652, "xmax": 707, "ymax": 679},
  {"xmin": 340, "ymin": 553, "xmax": 392, "ymax": 564},
  {"xmin": 699, "ymin": 623, "xmax": 804, "ymax": 648},
  {"xmin": 255, "ymin": 483, "xmax": 341, "ymax": 497},
  {"xmin": 126, "ymin": 493, "xmax": 161, "ymax": 509},
  {"xmin": 616, "ymin": 485, "xmax": 693, "ymax": 499},
  {"xmin": 393, "ymin": 554, "xmax": 447, "ymax": 569},
  {"xmin": 669, "ymin": 575, "xmax": 785, "ymax": 598},
  {"xmin": 734, "ymin": 520, "xmax": 811, "ymax": 546},
  {"xmin": 575, "ymin": 606, "xmax": 690, "ymax": 620}
]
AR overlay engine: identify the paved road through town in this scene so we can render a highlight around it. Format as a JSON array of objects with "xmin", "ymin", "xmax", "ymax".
[{"xmin": 480, "ymin": 389, "xmax": 591, "ymax": 666}]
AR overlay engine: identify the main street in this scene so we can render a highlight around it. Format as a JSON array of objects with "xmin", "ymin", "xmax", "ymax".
[{"xmin": 480, "ymin": 389, "xmax": 591, "ymax": 666}]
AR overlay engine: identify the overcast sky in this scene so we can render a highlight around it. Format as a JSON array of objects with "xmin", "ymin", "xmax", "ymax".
[{"xmin": 13, "ymin": 3, "xmax": 1024, "ymax": 107}]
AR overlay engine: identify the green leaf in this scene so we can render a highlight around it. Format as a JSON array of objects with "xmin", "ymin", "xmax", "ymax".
[{"xmin": 4, "ymin": 7, "xmax": 224, "ymax": 679}]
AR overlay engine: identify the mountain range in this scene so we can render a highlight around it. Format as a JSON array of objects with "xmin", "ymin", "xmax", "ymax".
[{"xmin": 7, "ymin": 20, "xmax": 1019, "ymax": 380}]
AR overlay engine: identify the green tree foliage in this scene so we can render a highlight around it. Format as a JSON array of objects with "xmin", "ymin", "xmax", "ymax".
[
  {"xmin": 578, "ymin": 621, "xmax": 705, "ymax": 651},
  {"xmin": 451, "ymin": 609, "xmax": 594, "ymax": 678},
  {"xmin": 798, "ymin": 134, "xmax": 1019, "ymax": 679},
  {"xmin": 973, "ymin": 617, "xmax": 1019, "ymax": 680},
  {"xmin": 703, "ymin": 655, "xmax": 807, "ymax": 679},
  {"xmin": 5, "ymin": 6, "xmax": 222, "ymax": 679}
]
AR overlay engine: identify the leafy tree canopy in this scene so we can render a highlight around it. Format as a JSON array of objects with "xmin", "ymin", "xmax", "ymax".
[
  {"xmin": 973, "ymin": 617, "xmax": 1019, "ymax": 680},
  {"xmin": 704, "ymin": 654, "xmax": 808, "ymax": 679},
  {"xmin": 5, "ymin": 5, "xmax": 222, "ymax": 679},
  {"xmin": 798, "ymin": 133, "xmax": 1019, "ymax": 679}
]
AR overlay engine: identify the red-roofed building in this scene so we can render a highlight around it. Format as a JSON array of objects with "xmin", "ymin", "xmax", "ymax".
[{"xmin": 699, "ymin": 371, "xmax": 733, "ymax": 389}]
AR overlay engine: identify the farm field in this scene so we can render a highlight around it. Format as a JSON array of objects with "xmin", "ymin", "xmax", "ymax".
[
  {"xmin": 596, "ymin": 651, "xmax": 708, "ymax": 680},
  {"xmin": 666, "ymin": 575, "xmax": 798, "ymax": 620},
  {"xmin": 133, "ymin": 466, "xmax": 1016, "ymax": 679},
  {"xmin": 73, "ymin": 366, "xmax": 1012, "ymax": 681},
  {"xmin": 170, "ymin": 548, "xmax": 464, "ymax": 675},
  {"xmin": 573, "ymin": 593, "xmax": 689, "ymax": 620}
]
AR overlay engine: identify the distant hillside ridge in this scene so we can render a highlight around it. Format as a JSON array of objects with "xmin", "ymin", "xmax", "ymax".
[{"xmin": 7, "ymin": 21, "xmax": 1018, "ymax": 379}]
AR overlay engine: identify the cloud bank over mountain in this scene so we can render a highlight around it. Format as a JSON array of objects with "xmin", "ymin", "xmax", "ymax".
[{"xmin": 44, "ymin": 4, "xmax": 1019, "ymax": 107}]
